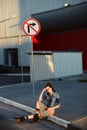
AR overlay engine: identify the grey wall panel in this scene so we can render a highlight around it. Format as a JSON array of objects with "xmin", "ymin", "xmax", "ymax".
[
  {"xmin": 30, "ymin": 52, "xmax": 83, "ymax": 82},
  {"xmin": 53, "ymin": 52, "xmax": 83, "ymax": 78},
  {"xmin": 0, "ymin": 0, "xmax": 85, "ymax": 72},
  {"xmin": 0, "ymin": 0, "xmax": 32, "ymax": 38},
  {"xmin": 0, "ymin": 49, "xmax": 4, "ymax": 64},
  {"xmin": 0, "ymin": 36, "xmax": 31, "ymax": 66},
  {"xmin": 0, "ymin": 0, "xmax": 87, "ymax": 38},
  {"xmin": 30, "ymin": 54, "xmax": 53, "ymax": 81},
  {"xmin": 31, "ymin": 0, "xmax": 87, "ymax": 14}
]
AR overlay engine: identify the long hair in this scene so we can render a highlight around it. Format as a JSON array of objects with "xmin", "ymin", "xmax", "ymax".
[{"xmin": 44, "ymin": 82, "xmax": 55, "ymax": 92}]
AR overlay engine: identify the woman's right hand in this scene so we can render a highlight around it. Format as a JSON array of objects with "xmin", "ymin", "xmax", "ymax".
[{"xmin": 42, "ymin": 87, "xmax": 47, "ymax": 92}]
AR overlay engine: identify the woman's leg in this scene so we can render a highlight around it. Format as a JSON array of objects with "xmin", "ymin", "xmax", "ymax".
[{"xmin": 14, "ymin": 100, "xmax": 43, "ymax": 123}]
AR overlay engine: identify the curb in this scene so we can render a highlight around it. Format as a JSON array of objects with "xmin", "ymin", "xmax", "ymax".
[
  {"xmin": 0, "ymin": 96, "xmax": 70, "ymax": 128},
  {"xmin": 67, "ymin": 123, "xmax": 86, "ymax": 130}
]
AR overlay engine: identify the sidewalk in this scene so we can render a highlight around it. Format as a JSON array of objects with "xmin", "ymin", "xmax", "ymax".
[{"xmin": 0, "ymin": 75, "xmax": 87, "ymax": 129}]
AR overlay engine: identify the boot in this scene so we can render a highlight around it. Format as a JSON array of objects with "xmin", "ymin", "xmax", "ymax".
[
  {"xmin": 35, "ymin": 108, "xmax": 40, "ymax": 115},
  {"xmin": 14, "ymin": 116, "xmax": 25, "ymax": 124},
  {"xmin": 31, "ymin": 113, "xmax": 39, "ymax": 123}
]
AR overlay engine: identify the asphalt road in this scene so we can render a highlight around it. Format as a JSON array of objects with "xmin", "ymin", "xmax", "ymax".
[{"xmin": 0, "ymin": 102, "xmax": 66, "ymax": 130}]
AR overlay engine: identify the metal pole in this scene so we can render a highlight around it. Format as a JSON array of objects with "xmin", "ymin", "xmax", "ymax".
[
  {"xmin": 30, "ymin": 36, "xmax": 35, "ymax": 98},
  {"xmin": 20, "ymin": 44, "xmax": 23, "ymax": 83},
  {"xmin": 19, "ymin": 35, "xmax": 23, "ymax": 83}
]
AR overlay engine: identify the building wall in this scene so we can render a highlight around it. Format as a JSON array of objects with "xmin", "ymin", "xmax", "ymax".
[
  {"xmin": 53, "ymin": 52, "xmax": 82, "ymax": 78},
  {"xmin": 0, "ymin": 36, "xmax": 31, "ymax": 66},
  {"xmin": 0, "ymin": 0, "xmax": 86, "ymax": 70},
  {"xmin": 30, "ymin": 52, "xmax": 82, "ymax": 81},
  {"xmin": 1, "ymin": 0, "xmax": 86, "ymax": 38},
  {"xmin": 31, "ymin": 0, "xmax": 87, "ymax": 14},
  {"xmin": 0, "ymin": 0, "xmax": 32, "ymax": 66},
  {"xmin": 30, "ymin": 54, "xmax": 54, "ymax": 81},
  {"xmin": 33, "ymin": 29, "xmax": 87, "ymax": 70}
]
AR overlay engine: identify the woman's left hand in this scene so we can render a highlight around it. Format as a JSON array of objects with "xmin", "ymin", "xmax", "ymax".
[{"xmin": 47, "ymin": 108, "xmax": 54, "ymax": 115}]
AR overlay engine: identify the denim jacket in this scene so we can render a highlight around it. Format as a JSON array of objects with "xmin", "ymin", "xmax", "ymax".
[{"xmin": 43, "ymin": 92, "xmax": 60, "ymax": 108}]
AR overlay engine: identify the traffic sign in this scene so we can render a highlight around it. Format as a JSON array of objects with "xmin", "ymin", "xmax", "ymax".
[{"xmin": 22, "ymin": 18, "xmax": 41, "ymax": 36}]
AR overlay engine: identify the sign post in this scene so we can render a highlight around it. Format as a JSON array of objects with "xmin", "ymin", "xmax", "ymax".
[
  {"xmin": 18, "ymin": 35, "xmax": 23, "ymax": 83},
  {"xmin": 22, "ymin": 18, "xmax": 41, "ymax": 97}
]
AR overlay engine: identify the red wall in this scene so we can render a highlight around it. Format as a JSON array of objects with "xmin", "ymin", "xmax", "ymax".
[{"xmin": 33, "ymin": 29, "xmax": 87, "ymax": 70}]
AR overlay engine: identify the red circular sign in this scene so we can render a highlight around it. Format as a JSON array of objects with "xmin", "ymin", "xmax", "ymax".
[{"xmin": 22, "ymin": 18, "xmax": 41, "ymax": 36}]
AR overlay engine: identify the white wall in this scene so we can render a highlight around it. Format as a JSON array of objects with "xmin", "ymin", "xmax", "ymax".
[
  {"xmin": 0, "ymin": 36, "xmax": 31, "ymax": 66},
  {"xmin": 30, "ymin": 54, "xmax": 54, "ymax": 81},
  {"xmin": 31, "ymin": 0, "xmax": 87, "ymax": 14},
  {"xmin": 0, "ymin": 0, "xmax": 85, "ymax": 68},
  {"xmin": 0, "ymin": 0, "xmax": 86, "ymax": 38},
  {"xmin": 30, "ymin": 52, "xmax": 83, "ymax": 81},
  {"xmin": 53, "ymin": 52, "xmax": 83, "ymax": 78}
]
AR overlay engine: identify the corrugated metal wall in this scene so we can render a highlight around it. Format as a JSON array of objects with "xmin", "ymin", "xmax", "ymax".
[
  {"xmin": 0, "ymin": 0, "xmax": 20, "ymax": 37},
  {"xmin": 0, "ymin": 0, "xmax": 33, "ymax": 37},
  {"xmin": 30, "ymin": 54, "xmax": 54, "ymax": 81},
  {"xmin": 0, "ymin": 0, "xmax": 85, "ymax": 70},
  {"xmin": 0, "ymin": 36, "xmax": 31, "ymax": 66},
  {"xmin": 53, "ymin": 52, "xmax": 83, "ymax": 78},
  {"xmin": 0, "ymin": 49, "xmax": 4, "ymax": 64},
  {"xmin": 0, "ymin": 0, "xmax": 87, "ymax": 38},
  {"xmin": 31, "ymin": 0, "xmax": 87, "ymax": 14},
  {"xmin": 30, "ymin": 52, "xmax": 83, "ymax": 81}
]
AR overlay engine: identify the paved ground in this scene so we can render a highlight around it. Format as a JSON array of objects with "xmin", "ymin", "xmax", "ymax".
[
  {"xmin": 0, "ymin": 74, "xmax": 30, "ymax": 86},
  {"xmin": 0, "ymin": 102, "xmax": 65, "ymax": 130},
  {"xmin": 0, "ymin": 73, "xmax": 87, "ymax": 129}
]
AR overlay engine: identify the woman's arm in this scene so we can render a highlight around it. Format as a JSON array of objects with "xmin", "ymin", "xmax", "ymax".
[
  {"xmin": 47, "ymin": 103, "xmax": 61, "ymax": 115},
  {"xmin": 51, "ymin": 103, "xmax": 61, "ymax": 110},
  {"xmin": 38, "ymin": 88, "xmax": 47, "ymax": 102}
]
